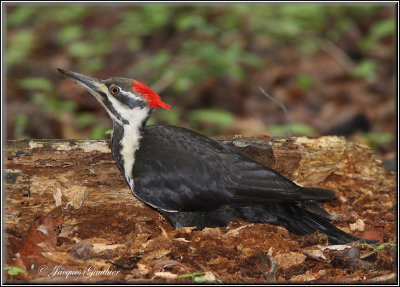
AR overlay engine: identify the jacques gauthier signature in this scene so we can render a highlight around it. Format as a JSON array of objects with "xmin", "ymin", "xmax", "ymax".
[{"xmin": 38, "ymin": 265, "xmax": 120, "ymax": 279}]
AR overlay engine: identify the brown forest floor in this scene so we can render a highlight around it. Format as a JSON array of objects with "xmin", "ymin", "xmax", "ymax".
[{"xmin": 5, "ymin": 138, "xmax": 396, "ymax": 284}]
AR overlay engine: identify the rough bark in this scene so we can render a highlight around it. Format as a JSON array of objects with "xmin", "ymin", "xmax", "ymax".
[{"xmin": 4, "ymin": 136, "xmax": 396, "ymax": 283}]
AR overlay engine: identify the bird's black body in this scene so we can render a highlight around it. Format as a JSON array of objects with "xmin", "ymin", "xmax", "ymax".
[
  {"xmin": 113, "ymin": 124, "xmax": 363, "ymax": 244},
  {"xmin": 58, "ymin": 68, "xmax": 377, "ymax": 245}
]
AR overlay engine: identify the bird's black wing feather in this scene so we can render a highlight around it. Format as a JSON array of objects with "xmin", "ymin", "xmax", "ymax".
[
  {"xmin": 231, "ymin": 160, "xmax": 335, "ymax": 206},
  {"xmin": 133, "ymin": 125, "xmax": 239, "ymax": 212},
  {"xmin": 133, "ymin": 125, "xmax": 334, "ymax": 212}
]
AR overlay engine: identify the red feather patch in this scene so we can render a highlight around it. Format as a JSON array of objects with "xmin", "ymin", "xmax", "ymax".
[{"xmin": 131, "ymin": 80, "xmax": 171, "ymax": 110}]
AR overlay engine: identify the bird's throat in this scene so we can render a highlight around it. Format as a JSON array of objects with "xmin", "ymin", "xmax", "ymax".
[{"xmin": 111, "ymin": 109, "xmax": 150, "ymax": 190}]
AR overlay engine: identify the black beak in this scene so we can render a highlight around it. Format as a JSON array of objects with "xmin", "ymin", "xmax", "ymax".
[{"xmin": 57, "ymin": 68, "xmax": 101, "ymax": 91}]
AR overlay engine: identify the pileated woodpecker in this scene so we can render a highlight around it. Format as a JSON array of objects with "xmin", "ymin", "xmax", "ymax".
[{"xmin": 58, "ymin": 69, "xmax": 375, "ymax": 244}]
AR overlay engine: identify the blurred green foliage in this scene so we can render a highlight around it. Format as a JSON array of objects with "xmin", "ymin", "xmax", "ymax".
[
  {"xmin": 189, "ymin": 109, "xmax": 236, "ymax": 136},
  {"xmin": 296, "ymin": 74, "xmax": 314, "ymax": 90},
  {"xmin": 17, "ymin": 77, "xmax": 54, "ymax": 92},
  {"xmin": 350, "ymin": 60, "xmax": 377, "ymax": 83},
  {"xmin": 17, "ymin": 77, "xmax": 77, "ymax": 119},
  {"xmin": 361, "ymin": 132, "xmax": 393, "ymax": 149},
  {"xmin": 269, "ymin": 123, "xmax": 317, "ymax": 137},
  {"xmin": 12, "ymin": 114, "xmax": 29, "ymax": 139},
  {"xmin": 75, "ymin": 112, "xmax": 96, "ymax": 129},
  {"xmin": 91, "ymin": 126, "xmax": 112, "ymax": 139},
  {"xmin": 7, "ymin": 30, "xmax": 35, "ymax": 67},
  {"xmin": 361, "ymin": 18, "xmax": 395, "ymax": 52},
  {"xmin": 6, "ymin": 4, "xmax": 394, "ymax": 141}
]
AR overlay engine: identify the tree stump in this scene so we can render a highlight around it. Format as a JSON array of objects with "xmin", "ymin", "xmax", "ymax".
[{"xmin": 4, "ymin": 136, "xmax": 395, "ymax": 283}]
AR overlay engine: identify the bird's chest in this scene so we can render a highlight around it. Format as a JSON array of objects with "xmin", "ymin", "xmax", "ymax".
[{"xmin": 111, "ymin": 124, "xmax": 141, "ymax": 189}]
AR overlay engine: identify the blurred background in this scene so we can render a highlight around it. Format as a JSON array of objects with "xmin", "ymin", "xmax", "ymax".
[{"xmin": 5, "ymin": 4, "xmax": 395, "ymax": 162}]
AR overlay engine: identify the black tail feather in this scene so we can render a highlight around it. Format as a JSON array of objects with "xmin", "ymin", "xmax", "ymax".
[
  {"xmin": 300, "ymin": 187, "xmax": 336, "ymax": 201},
  {"xmin": 234, "ymin": 203, "xmax": 378, "ymax": 245},
  {"xmin": 299, "ymin": 200, "xmax": 335, "ymax": 220}
]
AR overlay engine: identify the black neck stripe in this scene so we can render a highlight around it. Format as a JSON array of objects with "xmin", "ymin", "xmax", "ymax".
[{"xmin": 98, "ymin": 91, "xmax": 129, "ymax": 125}]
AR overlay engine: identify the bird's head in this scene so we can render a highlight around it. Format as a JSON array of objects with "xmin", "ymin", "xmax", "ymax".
[{"xmin": 57, "ymin": 68, "xmax": 170, "ymax": 126}]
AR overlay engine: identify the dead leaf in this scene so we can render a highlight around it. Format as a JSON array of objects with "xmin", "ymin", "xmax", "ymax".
[
  {"xmin": 223, "ymin": 224, "xmax": 253, "ymax": 237},
  {"xmin": 289, "ymin": 271, "xmax": 317, "ymax": 282},
  {"xmin": 152, "ymin": 259, "xmax": 191, "ymax": 274},
  {"xmin": 53, "ymin": 187, "xmax": 63, "ymax": 207},
  {"xmin": 142, "ymin": 249, "xmax": 171, "ymax": 261},
  {"xmin": 68, "ymin": 241, "xmax": 92, "ymax": 260},
  {"xmin": 201, "ymin": 227, "xmax": 221, "ymax": 237},
  {"xmin": 202, "ymin": 271, "xmax": 217, "ymax": 282},
  {"xmin": 154, "ymin": 271, "xmax": 178, "ymax": 279},
  {"xmin": 349, "ymin": 219, "xmax": 365, "ymax": 232},
  {"xmin": 273, "ymin": 252, "xmax": 306, "ymax": 272},
  {"xmin": 361, "ymin": 226, "xmax": 384, "ymax": 243},
  {"xmin": 173, "ymin": 238, "xmax": 190, "ymax": 243},
  {"xmin": 302, "ymin": 244, "xmax": 353, "ymax": 263},
  {"xmin": 19, "ymin": 215, "xmax": 62, "ymax": 258}
]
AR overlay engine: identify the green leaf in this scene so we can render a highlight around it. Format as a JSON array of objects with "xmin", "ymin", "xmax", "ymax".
[
  {"xmin": 157, "ymin": 107, "xmax": 181, "ymax": 126},
  {"xmin": 5, "ymin": 266, "xmax": 27, "ymax": 276},
  {"xmin": 53, "ymin": 6, "xmax": 89, "ymax": 24},
  {"xmin": 135, "ymin": 52, "xmax": 171, "ymax": 75},
  {"xmin": 17, "ymin": 77, "xmax": 54, "ymax": 92},
  {"xmin": 57, "ymin": 25, "xmax": 82, "ymax": 44},
  {"xmin": 127, "ymin": 37, "xmax": 141, "ymax": 50},
  {"xmin": 189, "ymin": 109, "xmax": 235, "ymax": 129},
  {"xmin": 7, "ymin": 6, "xmax": 36, "ymax": 27},
  {"xmin": 67, "ymin": 42, "xmax": 93, "ymax": 58},
  {"xmin": 376, "ymin": 243, "xmax": 396, "ymax": 250},
  {"xmin": 91, "ymin": 126, "xmax": 112, "ymax": 139},
  {"xmin": 119, "ymin": 6, "xmax": 172, "ymax": 37},
  {"xmin": 356, "ymin": 242, "xmax": 396, "ymax": 251},
  {"xmin": 13, "ymin": 114, "xmax": 29, "ymax": 139},
  {"xmin": 370, "ymin": 19, "xmax": 395, "ymax": 40},
  {"xmin": 349, "ymin": 60, "xmax": 377, "ymax": 83},
  {"xmin": 7, "ymin": 30, "xmax": 35, "ymax": 67},
  {"xmin": 80, "ymin": 57, "xmax": 105, "ymax": 73},
  {"xmin": 173, "ymin": 76, "xmax": 193, "ymax": 93},
  {"xmin": 32, "ymin": 92, "xmax": 76, "ymax": 114},
  {"xmin": 146, "ymin": 117, "xmax": 157, "ymax": 126},
  {"xmin": 75, "ymin": 112, "xmax": 95, "ymax": 129},
  {"xmin": 269, "ymin": 123, "xmax": 317, "ymax": 137},
  {"xmin": 362, "ymin": 132, "xmax": 393, "ymax": 149},
  {"xmin": 178, "ymin": 272, "xmax": 205, "ymax": 279},
  {"xmin": 13, "ymin": 114, "xmax": 28, "ymax": 127},
  {"xmin": 176, "ymin": 14, "xmax": 206, "ymax": 31},
  {"xmin": 193, "ymin": 276, "xmax": 207, "ymax": 283},
  {"xmin": 361, "ymin": 19, "xmax": 394, "ymax": 52},
  {"xmin": 297, "ymin": 74, "xmax": 314, "ymax": 90},
  {"xmin": 241, "ymin": 52, "xmax": 262, "ymax": 68}
]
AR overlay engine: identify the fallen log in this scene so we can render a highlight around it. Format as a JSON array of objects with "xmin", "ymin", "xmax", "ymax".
[{"xmin": 4, "ymin": 136, "xmax": 395, "ymax": 283}]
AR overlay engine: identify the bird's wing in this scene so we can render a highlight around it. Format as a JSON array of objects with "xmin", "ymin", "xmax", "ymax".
[
  {"xmin": 132, "ymin": 125, "xmax": 334, "ymax": 212},
  {"xmin": 231, "ymin": 159, "xmax": 335, "ymax": 206},
  {"xmin": 132, "ymin": 125, "xmax": 239, "ymax": 212}
]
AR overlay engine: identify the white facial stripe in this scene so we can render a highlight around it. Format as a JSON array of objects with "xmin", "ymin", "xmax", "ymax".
[
  {"xmin": 119, "ymin": 89, "xmax": 143, "ymax": 102},
  {"xmin": 108, "ymin": 94, "xmax": 139, "ymax": 123}
]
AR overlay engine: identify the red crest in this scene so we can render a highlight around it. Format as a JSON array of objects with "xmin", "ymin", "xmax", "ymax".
[{"xmin": 131, "ymin": 81, "xmax": 171, "ymax": 110}]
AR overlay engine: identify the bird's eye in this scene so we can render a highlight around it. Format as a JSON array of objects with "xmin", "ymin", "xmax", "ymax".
[{"xmin": 110, "ymin": 87, "xmax": 119, "ymax": 95}]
